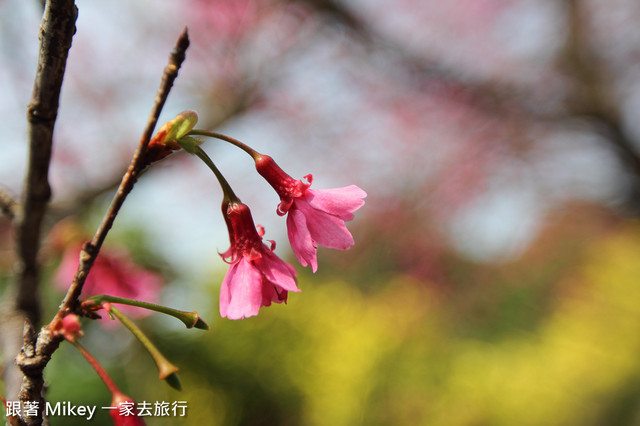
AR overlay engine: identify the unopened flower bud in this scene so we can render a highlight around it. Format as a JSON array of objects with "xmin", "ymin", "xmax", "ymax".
[
  {"xmin": 52, "ymin": 313, "xmax": 84, "ymax": 342},
  {"xmin": 145, "ymin": 111, "xmax": 199, "ymax": 164},
  {"xmin": 110, "ymin": 392, "xmax": 146, "ymax": 426},
  {"xmin": 162, "ymin": 110, "xmax": 198, "ymax": 143}
]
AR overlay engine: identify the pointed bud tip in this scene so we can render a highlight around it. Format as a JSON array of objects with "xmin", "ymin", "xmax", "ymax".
[
  {"xmin": 153, "ymin": 110, "xmax": 199, "ymax": 147},
  {"xmin": 164, "ymin": 372, "xmax": 182, "ymax": 391},
  {"xmin": 172, "ymin": 110, "xmax": 198, "ymax": 140},
  {"xmin": 193, "ymin": 316, "xmax": 209, "ymax": 330}
]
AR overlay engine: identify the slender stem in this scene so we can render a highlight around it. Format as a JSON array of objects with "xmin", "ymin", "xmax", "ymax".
[
  {"xmin": 69, "ymin": 340, "xmax": 121, "ymax": 396},
  {"xmin": 108, "ymin": 306, "xmax": 180, "ymax": 384},
  {"xmin": 188, "ymin": 129, "xmax": 260, "ymax": 158},
  {"xmin": 84, "ymin": 295, "xmax": 208, "ymax": 329},
  {"xmin": 193, "ymin": 145, "xmax": 241, "ymax": 203}
]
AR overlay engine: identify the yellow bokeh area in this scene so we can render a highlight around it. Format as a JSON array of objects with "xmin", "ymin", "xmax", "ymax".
[
  {"xmin": 41, "ymin": 218, "xmax": 640, "ymax": 426},
  {"xmin": 127, "ymin": 221, "xmax": 640, "ymax": 425}
]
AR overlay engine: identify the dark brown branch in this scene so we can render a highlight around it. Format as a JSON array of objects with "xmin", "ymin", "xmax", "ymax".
[
  {"xmin": 16, "ymin": 0, "xmax": 77, "ymax": 327},
  {"xmin": 13, "ymin": 27, "xmax": 190, "ymax": 426},
  {"xmin": 0, "ymin": 1, "xmax": 78, "ymax": 424}
]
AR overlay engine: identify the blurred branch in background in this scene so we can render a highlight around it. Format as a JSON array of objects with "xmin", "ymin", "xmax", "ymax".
[
  {"xmin": 301, "ymin": 0, "xmax": 640, "ymax": 211},
  {"xmin": 560, "ymin": 0, "xmax": 640, "ymax": 210},
  {"xmin": 1, "ymin": 0, "xmax": 640, "ymax": 424}
]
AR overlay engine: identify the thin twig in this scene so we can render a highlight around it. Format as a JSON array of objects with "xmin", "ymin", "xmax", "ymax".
[
  {"xmin": 56, "ymin": 27, "xmax": 190, "ymax": 318},
  {"xmin": 14, "ymin": 27, "xmax": 190, "ymax": 426}
]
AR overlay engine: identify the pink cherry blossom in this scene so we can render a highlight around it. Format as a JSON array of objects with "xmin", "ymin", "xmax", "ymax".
[
  {"xmin": 254, "ymin": 154, "xmax": 366, "ymax": 272},
  {"xmin": 220, "ymin": 201, "xmax": 299, "ymax": 319}
]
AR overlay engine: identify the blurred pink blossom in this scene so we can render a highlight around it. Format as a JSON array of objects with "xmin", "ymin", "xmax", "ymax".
[
  {"xmin": 55, "ymin": 243, "xmax": 163, "ymax": 318},
  {"xmin": 219, "ymin": 201, "xmax": 299, "ymax": 320},
  {"xmin": 255, "ymin": 154, "xmax": 366, "ymax": 272},
  {"xmin": 189, "ymin": 0, "xmax": 258, "ymax": 40}
]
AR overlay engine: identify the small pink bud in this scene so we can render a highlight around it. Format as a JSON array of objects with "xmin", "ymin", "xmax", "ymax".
[{"xmin": 52, "ymin": 314, "xmax": 84, "ymax": 342}]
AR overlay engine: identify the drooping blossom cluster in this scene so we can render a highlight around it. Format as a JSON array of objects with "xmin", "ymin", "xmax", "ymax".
[
  {"xmin": 136, "ymin": 111, "xmax": 369, "ymax": 319},
  {"xmin": 41, "ymin": 109, "xmax": 363, "ymax": 426},
  {"xmin": 208, "ymin": 152, "xmax": 365, "ymax": 319},
  {"xmin": 65, "ymin": 111, "xmax": 366, "ymax": 321}
]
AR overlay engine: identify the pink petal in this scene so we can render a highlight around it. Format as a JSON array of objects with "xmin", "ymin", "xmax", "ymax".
[
  {"xmin": 219, "ymin": 264, "xmax": 233, "ymax": 318},
  {"xmin": 258, "ymin": 250, "xmax": 300, "ymax": 293},
  {"xmin": 286, "ymin": 208, "xmax": 318, "ymax": 272},
  {"xmin": 305, "ymin": 186, "xmax": 366, "ymax": 221},
  {"xmin": 222, "ymin": 259, "xmax": 264, "ymax": 319},
  {"xmin": 294, "ymin": 199, "xmax": 355, "ymax": 250},
  {"xmin": 261, "ymin": 282, "xmax": 288, "ymax": 307}
]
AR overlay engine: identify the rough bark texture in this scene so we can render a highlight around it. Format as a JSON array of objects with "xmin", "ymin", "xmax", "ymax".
[
  {"xmin": 0, "ymin": 0, "xmax": 77, "ymax": 416},
  {"xmin": 18, "ymin": 0, "xmax": 78, "ymax": 327}
]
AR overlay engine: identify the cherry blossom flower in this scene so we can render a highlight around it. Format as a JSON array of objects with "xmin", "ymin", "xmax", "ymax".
[
  {"xmin": 219, "ymin": 201, "xmax": 299, "ymax": 319},
  {"xmin": 254, "ymin": 154, "xmax": 367, "ymax": 272}
]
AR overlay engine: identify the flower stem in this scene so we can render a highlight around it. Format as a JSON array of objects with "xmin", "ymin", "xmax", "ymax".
[
  {"xmin": 192, "ymin": 145, "xmax": 241, "ymax": 204},
  {"xmin": 188, "ymin": 130, "xmax": 260, "ymax": 158},
  {"xmin": 69, "ymin": 340, "xmax": 121, "ymax": 396},
  {"xmin": 108, "ymin": 305, "xmax": 181, "ymax": 389},
  {"xmin": 83, "ymin": 295, "xmax": 209, "ymax": 330}
]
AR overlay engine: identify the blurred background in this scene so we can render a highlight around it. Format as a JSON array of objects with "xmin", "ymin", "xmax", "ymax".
[{"xmin": 2, "ymin": 0, "xmax": 640, "ymax": 424}]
